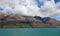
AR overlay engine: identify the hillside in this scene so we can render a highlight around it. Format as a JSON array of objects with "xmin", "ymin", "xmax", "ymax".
[{"xmin": 0, "ymin": 12, "xmax": 60, "ymax": 28}]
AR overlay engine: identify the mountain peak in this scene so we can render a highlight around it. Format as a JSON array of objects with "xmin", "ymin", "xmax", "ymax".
[{"xmin": 0, "ymin": 12, "xmax": 60, "ymax": 28}]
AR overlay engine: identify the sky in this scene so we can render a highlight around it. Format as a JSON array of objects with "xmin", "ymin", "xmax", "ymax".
[{"xmin": 0, "ymin": 0, "xmax": 60, "ymax": 21}]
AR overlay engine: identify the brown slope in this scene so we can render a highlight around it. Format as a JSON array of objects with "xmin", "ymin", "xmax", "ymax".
[{"xmin": 0, "ymin": 12, "xmax": 60, "ymax": 28}]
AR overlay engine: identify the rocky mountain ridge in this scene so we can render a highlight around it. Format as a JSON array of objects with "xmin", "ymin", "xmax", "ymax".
[{"xmin": 0, "ymin": 12, "xmax": 60, "ymax": 28}]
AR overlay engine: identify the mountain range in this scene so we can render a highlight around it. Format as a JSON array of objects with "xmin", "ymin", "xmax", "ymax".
[{"xmin": 0, "ymin": 12, "xmax": 60, "ymax": 28}]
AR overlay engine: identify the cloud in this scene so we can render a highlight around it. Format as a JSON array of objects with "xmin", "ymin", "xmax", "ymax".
[
  {"xmin": 38, "ymin": 0, "xmax": 60, "ymax": 17},
  {"xmin": 0, "ymin": 0, "xmax": 60, "ymax": 17}
]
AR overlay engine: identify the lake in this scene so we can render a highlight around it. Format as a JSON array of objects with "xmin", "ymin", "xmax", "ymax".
[{"xmin": 0, "ymin": 28, "xmax": 60, "ymax": 36}]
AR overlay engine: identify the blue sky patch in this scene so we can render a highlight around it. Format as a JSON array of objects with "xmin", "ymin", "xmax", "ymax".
[
  {"xmin": 35, "ymin": 0, "xmax": 43, "ymax": 8},
  {"xmin": 0, "ymin": 8, "xmax": 4, "ymax": 11},
  {"xmin": 54, "ymin": 0, "xmax": 60, "ymax": 3},
  {"xmin": 51, "ymin": 16, "xmax": 60, "ymax": 21}
]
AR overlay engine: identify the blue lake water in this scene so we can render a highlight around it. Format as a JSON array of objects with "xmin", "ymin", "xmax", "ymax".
[{"xmin": 0, "ymin": 28, "xmax": 60, "ymax": 36}]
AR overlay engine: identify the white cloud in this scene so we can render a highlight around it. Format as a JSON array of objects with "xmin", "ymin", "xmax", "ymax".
[
  {"xmin": 39, "ymin": 0, "xmax": 60, "ymax": 17},
  {"xmin": 0, "ymin": 0, "xmax": 60, "ymax": 17}
]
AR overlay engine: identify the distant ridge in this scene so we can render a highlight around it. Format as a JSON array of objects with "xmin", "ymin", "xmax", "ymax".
[{"xmin": 0, "ymin": 12, "xmax": 60, "ymax": 28}]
